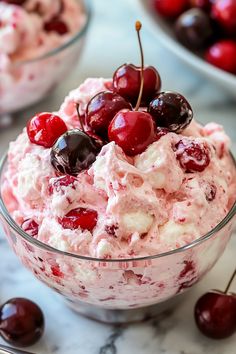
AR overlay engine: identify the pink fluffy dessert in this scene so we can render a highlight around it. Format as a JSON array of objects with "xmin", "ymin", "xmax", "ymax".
[
  {"xmin": 0, "ymin": 0, "xmax": 86, "ymax": 114},
  {"xmin": 2, "ymin": 78, "xmax": 236, "ymax": 259}
]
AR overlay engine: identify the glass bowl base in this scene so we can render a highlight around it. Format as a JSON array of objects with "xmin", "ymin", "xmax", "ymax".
[{"xmin": 63, "ymin": 292, "xmax": 189, "ymax": 324}]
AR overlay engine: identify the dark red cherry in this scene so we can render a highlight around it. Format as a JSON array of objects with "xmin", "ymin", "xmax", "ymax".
[
  {"xmin": 205, "ymin": 40, "xmax": 236, "ymax": 74},
  {"xmin": 86, "ymin": 91, "xmax": 132, "ymax": 137},
  {"xmin": 153, "ymin": 0, "xmax": 188, "ymax": 18},
  {"xmin": 113, "ymin": 64, "xmax": 161, "ymax": 106},
  {"xmin": 148, "ymin": 91, "xmax": 193, "ymax": 133},
  {"xmin": 48, "ymin": 175, "xmax": 77, "ymax": 194},
  {"xmin": 50, "ymin": 129, "xmax": 100, "ymax": 176},
  {"xmin": 0, "ymin": 298, "xmax": 44, "ymax": 347},
  {"xmin": 59, "ymin": 207, "xmax": 98, "ymax": 231},
  {"xmin": 108, "ymin": 110, "xmax": 156, "ymax": 156},
  {"xmin": 175, "ymin": 139, "xmax": 210, "ymax": 172},
  {"xmin": 211, "ymin": 0, "xmax": 236, "ymax": 34},
  {"xmin": 27, "ymin": 112, "xmax": 67, "ymax": 148},
  {"xmin": 44, "ymin": 17, "xmax": 68, "ymax": 35},
  {"xmin": 195, "ymin": 292, "xmax": 236, "ymax": 339},
  {"xmin": 21, "ymin": 219, "xmax": 39, "ymax": 237},
  {"xmin": 175, "ymin": 9, "xmax": 213, "ymax": 50}
]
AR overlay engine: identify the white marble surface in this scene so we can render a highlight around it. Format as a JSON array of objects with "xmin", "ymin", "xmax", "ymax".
[{"xmin": 0, "ymin": 0, "xmax": 236, "ymax": 353}]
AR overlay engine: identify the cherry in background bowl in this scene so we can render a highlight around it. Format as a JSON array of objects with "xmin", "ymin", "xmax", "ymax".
[{"xmin": 136, "ymin": 0, "xmax": 236, "ymax": 98}]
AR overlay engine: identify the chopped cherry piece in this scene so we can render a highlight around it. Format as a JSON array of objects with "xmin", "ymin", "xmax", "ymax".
[
  {"xmin": 51, "ymin": 265, "xmax": 63, "ymax": 277},
  {"xmin": 205, "ymin": 183, "xmax": 217, "ymax": 201},
  {"xmin": 179, "ymin": 260, "xmax": 195, "ymax": 279},
  {"xmin": 108, "ymin": 110, "xmax": 156, "ymax": 156},
  {"xmin": 113, "ymin": 64, "xmax": 161, "ymax": 106},
  {"xmin": 44, "ymin": 17, "xmax": 68, "ymax": 35},
  {"xmin": 211, "ymin": 0, "xmax": 236, "ymax": 34},
  {"xmin": 51, "ymin": 129, "xmax": 101, "ymax": 176},
  {"xmin": 175, "ymin": 139, "xmax": 210, "ymax": 172},
  {"xmin": 153, "ymin": 0, "xmax": 188, "ymax": 18},
  {"xmin": 205, "ymin": 40, "xmax": 236, "ymax": 74},
  {"xmin": 105, "ymin": 224, "xmax": 118, "ymax": 237},
  {"xmin": 21, "ymin": 219, "xmax": 39, "ymax": 237},
  {"xmin": 27, "ymin": 112, "xmax": 67, "ymax": 148},
  {"xmin": 59, "ymin": 207, "xmax": 98, "ymax": 231},
  {"xmin": 86, "ymin": 91, "xmax": 132, "ymax": 137},
  {"xmin": 0, "ymin": 298, "xmax": 44, "ymax": 347},
  {"xmin": 195, "ymin": 291, "xmax": 236, "ymax": 339},
  {"xmin": 49, "ymin": 175, "xmax": 77, "ymax": 194}
]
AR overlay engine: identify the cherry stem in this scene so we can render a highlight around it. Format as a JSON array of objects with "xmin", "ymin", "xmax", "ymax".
[
  {"xmin": 76, "ymin": 104, "xmax": 85, "ymax": 132},
  {"xmin": 224, "ymin": 268, "xmax": 236, "ymax": 294},
  {"xmin": 134, "ymin": 21, "xmax": 144, "ymax": 112}
]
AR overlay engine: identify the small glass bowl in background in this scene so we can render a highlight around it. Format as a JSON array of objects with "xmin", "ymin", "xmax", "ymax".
[
  {"xmin": 0, "ymin": 155, "xmax": 235, "ymax": 324},
  {"xmin": 0, "ymin": 0, "xmax": 91, "ymax": 117}
]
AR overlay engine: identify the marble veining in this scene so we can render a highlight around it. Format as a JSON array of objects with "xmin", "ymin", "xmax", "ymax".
[{"xmin": 0, "ymin": 0, "xmax": 235, "ymax": 353}]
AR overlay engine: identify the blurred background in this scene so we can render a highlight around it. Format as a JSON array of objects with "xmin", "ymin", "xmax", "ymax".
[{"xmin": 0, "ymin": 0, "xmax": 235, "ymax": 155}]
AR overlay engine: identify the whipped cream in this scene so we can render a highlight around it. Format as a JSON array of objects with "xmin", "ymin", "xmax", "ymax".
[{"xmin": 2, "ymin": 78, "xmax": 236, "ymax": 259}]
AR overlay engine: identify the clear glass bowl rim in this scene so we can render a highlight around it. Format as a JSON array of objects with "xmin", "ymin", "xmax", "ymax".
[
  {"xmin": 0, "ymin": 153, "xmax": 235, "ymax": 263},
  {"xmin": 10, "ymin": 0, "xmax": 92, "ymax": 66}
]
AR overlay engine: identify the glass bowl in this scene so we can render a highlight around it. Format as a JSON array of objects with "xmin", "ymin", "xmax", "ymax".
[
  {"xmin": 0, "ymin": 0, "xmax": 91, "ymax": 117},
  {"xmin": 0, "ymin": 155, "xmax": 235, "ymax": 324}
]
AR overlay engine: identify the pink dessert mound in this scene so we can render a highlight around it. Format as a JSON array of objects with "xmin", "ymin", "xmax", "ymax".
[
  {"xmin": 0, "ymin": 0, "xmax": 86, "ymax": 113},
  {"xmin": 2, "ymin": 78, "xmax": 236, "ymax": 259},
  {"xmin": 0, "ymin": 0, "xmax": 85, "ymax": 61}
]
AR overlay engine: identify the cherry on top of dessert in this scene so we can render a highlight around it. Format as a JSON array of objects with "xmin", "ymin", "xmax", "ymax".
[
  {"xmin": 0, "ymin": 297, "xmax": 44, "ymax": 347},
  {"xmin": 27, "ymin": 112, "xmax": 68, "ymax": 148},
  {"xmin": 113, "ymin": 64, "xmax": 161, "ymax": 107},
  {"xmin": 86, "ymin": 91, "xmax": 132, "ymax": 138},
  {"xmin": 148, "ymin": 91, "xmax": 193, "ymax": 133},
  {"xmin": 194, "ymin": 269, "xmax": 236, "ymax": 339},
  {"xmin": 50, "ymin": 129, "xmax": 101, "ymax": 176},
  {"xmin": 108, "ymin": 21, "xmax": 157, "ymax": 156},
  {"xmin": 108, "ymin": 109, "xmax": 156, "ymax": 156}
]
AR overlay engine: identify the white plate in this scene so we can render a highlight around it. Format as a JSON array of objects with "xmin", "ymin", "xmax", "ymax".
[{"xmin": 136, "ymin": 0, "xmax": 236, "ymax": 98}]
